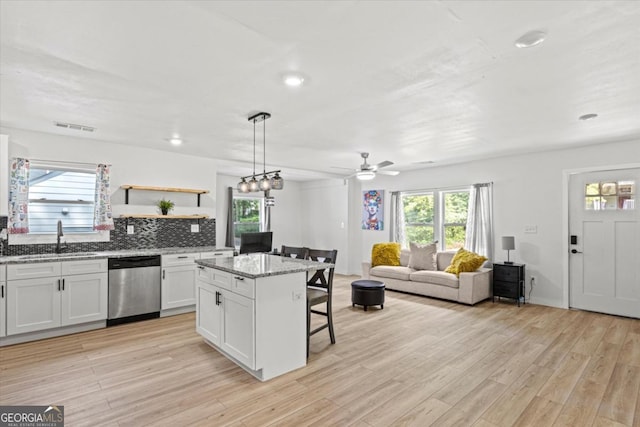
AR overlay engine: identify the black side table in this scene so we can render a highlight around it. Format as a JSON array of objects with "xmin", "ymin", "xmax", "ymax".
[{"xmin": 492, "ymin": 263, "xmax": 525, "ymax": 306}]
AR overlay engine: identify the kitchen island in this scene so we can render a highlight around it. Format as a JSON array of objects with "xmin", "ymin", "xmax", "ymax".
[{"xmin": 195, "ymin": 253, "xmax": 333, "ymax": 381}]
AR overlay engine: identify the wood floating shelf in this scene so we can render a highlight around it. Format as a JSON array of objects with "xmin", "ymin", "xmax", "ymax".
[
  {"xmin": 120, "ymin": 214, "xmax": 209, "ymax": 219},
  {"xmin": 120, "ymin": 185, "xmax": 210, "ymax": 206},
  {"xmin": 120, "ymin": 185, "xmax": 209, "ymax": 194}
]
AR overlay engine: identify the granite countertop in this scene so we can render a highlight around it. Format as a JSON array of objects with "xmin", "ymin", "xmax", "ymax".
[
  {"xmin": 196, "ymin": 253, "xmax": 334, "ymax": 279},
  {"xmin": 0, "ymin": 246, "xmax": 234, "ymax": 265}
]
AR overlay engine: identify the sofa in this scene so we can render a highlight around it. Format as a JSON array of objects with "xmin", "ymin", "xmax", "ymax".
[{"xmin": 362, "ymin": 249, "xmax": 492, "ymax": 305}]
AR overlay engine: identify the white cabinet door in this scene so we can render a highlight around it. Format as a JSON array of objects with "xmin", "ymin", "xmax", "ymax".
[
  {"xmin": 7, "ymin": 277, "xmax": 61, "ymax": 335},
  {"xmin": 60, "ymin": 272, "xmax": 108, "ymax": 326},
  {"xmin": 221, "ymin": 289, "xmax": 255, "ymax": 369},
  {"xmin": 162, "ymin": 265, "xmax": 196, "ymax": 310},
  {"xmin": 0, "ymin": 281, "xmax": 6, "ymax": 338},
  {"xmin": 196, "ymin": 280, "xmax": 221, "ymax": 346}
]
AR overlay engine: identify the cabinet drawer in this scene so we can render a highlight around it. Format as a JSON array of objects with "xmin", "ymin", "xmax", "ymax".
[
  {"xmin": 196, "ymin": 265, "xmax": 213, "ymax": 282},
  {"xmin": 163, "ymin": 253, "xmax": 199, "ymax": 267},
  {"xmin": 493, "ymin": 265, "xmax": 521, "ymax": 282},
  {"xmin": 0, "ymin": 265, "xmax": 5, "ymax": 280},
  {"xmin": 211, "ymin": 269, "xmax": 232, "ymax": 291},
  {"xmin": 493, "ymin": 280, "xmax": 519, "ymax": 298},
  {"xmin": 8, "ymin": 262, "xmax": 61, "ymax": 280},
  {"xmin": 61, "ymin": 259, "xmax": 108, "ymax": 276},
  {"xmin": 200, "ymin": 251, "xmax": 233, "ymax": 259},
  {"xmin": 231, "ymin": 275, "xmax": 255, "ymax": 299}
]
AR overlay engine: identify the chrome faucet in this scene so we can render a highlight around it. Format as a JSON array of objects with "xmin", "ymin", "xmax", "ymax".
[{"xmin": 56, "ymin": 220, "xmax": 66, "ymax": 253}]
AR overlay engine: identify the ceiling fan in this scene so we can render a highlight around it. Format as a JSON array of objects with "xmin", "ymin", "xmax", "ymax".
[{"xmin": 342, "ymin": 152, "xmax": 400, "ymax": 181}]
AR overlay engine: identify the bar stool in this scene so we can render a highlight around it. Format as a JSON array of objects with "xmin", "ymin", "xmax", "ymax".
[{"xmin": 306, "ymin": 249, "xmax": 338, "ymax": 357}]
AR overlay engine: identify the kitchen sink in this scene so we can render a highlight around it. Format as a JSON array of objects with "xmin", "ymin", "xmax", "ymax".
[{"xmin": 17, "ymin": 252, "xmax": 98, "ymax": 260}]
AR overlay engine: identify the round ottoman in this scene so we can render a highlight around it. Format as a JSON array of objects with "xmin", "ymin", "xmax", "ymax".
[{"xmin": 351, "ymin": 279, "xmax": 385, "ymax": 311}]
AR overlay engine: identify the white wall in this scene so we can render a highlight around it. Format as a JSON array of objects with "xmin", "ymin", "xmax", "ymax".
[
  {"xmin": 298, "ymin": 179, "xmax": 349, "ymax": 274},
  {"xmin": 2, "ymin": 127, "xmax": 218, "ymax": 220},
  {"xmin": 215, "ymin": 173, "xmax": 303, "ymax": 252},
  {"xmin": 347, "ymin": 139, "xmax": 640, "ymax": 308}
]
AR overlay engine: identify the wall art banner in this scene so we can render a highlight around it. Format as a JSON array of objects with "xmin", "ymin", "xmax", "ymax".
[{"xmin": 362, "ymin": 189, "xmax": 384, "ymax": 230}]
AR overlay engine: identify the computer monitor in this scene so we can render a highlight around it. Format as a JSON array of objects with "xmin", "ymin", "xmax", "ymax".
[{"xmin": 239, "ymin": 231, "xmax": 273, "ymax": 254}]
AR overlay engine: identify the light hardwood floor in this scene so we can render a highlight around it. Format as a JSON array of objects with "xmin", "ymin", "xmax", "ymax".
[{"xmin": 1, "ymin": 274, "xmax": 639, "ymax": 427}]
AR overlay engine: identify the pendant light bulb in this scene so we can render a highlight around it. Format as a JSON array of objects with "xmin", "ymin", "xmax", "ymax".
[
  {"xmin": 259, "ymin": 174, "xmax": 271, "ymax": 191},
  {"xmin": 237, "ymin": 178, "xmax": 249, "ymax": 193},
  {"xmin": 248, "ymin": 176, "xmax": 259, "ymax": 192}
]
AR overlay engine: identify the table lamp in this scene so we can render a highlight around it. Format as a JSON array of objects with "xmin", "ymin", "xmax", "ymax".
[{"xmin": 502, "ymin": 236, "xmax": 515, "ymax": 264}]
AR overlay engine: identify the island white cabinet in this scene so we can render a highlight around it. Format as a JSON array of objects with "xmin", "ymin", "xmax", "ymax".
[
  {"xmin": 6, "ymin": 259, "xmax": 108, "ymax": 335},
  {"xmin": 197, "ymin": 269, "xmax": 255, "ymax": 369},
  {"xmin": 0, "ymin": 265, "xmax": 6, "ymax": 338},
  {"xmin": 162, "ymin": 250, "xmax": 233, "ymax": 314},
  {"xmin": 196, "ymin": 254, "xmax": 330, "ymax": 381}
]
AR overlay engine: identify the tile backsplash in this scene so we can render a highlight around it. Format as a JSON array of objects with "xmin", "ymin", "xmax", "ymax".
[{"xmin": 0, "ymin": 216, "xmax": 216, "ymax": 256}]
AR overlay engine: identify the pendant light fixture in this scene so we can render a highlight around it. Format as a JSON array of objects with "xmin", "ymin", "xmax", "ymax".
[
  {"xmin": 258, "ymin": 116, "xmax": 271, "ymax": 191},
  {"xmin": 237, "ymin": 111, "xmax": 284, "ymax": 193}
]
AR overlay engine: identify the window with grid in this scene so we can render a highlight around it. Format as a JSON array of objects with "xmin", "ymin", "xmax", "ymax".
[
  {"xmin": 396, "ymin": 189, "xmax": 469, "ymax": 250},
  {"xmin": 232, "ymin": 196, "xmax": 263, "ymax": 248},
  {"xmin": 28, "ymin": 166, "xmax": 97, "ymax": 234}
]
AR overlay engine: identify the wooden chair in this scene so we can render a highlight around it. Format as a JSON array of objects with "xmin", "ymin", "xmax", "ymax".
[
  {"xmin": 306, "ymin": 249, "xmax": 338, "ymax": 357},
  {"xmin": 280, "ymin": 245, "xmax": 309, "ymax": 259}
]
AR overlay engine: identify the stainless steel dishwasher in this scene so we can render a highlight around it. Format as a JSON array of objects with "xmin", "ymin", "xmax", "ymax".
[{"xmin": 107, "ymin": 255, "xmax": 161, "ymax": 326}]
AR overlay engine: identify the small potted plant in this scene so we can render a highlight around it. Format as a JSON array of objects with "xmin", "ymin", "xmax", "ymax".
[{"xmin": 157, "ymin": 198, "xmax": 175, "ymax": 215}]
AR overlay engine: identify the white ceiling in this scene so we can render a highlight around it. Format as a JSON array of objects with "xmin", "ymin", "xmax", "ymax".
[{"xmin": 1, "ymin": 1, "xmax": 639, "ymax": 181}]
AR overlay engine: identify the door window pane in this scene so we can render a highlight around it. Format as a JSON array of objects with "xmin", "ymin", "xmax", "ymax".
[{"xmin": 584, "ymin": 180, "xmax": 635, "ymax": 211}]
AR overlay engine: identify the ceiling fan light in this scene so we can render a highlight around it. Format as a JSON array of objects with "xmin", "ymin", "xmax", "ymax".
[
  {"xmin": 270, "ymin": 172, "xmax": 284, "ymax": 190},
  {"xmin": 259, "ymin": 174, "xmax": 271, "ymax": 191},
  {"xmin": 356, "ymin": 170, "xmax": 375, "ymax": 181},
  {"xmin": 237, "ymin": 178, "xmax": 249, "ymax": 193},
  {"xmin": 515, "ymin": 30, "xmax": 546, "ymax": 48}
]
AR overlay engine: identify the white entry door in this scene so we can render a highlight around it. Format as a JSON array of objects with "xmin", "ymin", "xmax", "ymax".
[{"xmin": 569, "ymin": 168, "xmax": 639, "ymax": 318}]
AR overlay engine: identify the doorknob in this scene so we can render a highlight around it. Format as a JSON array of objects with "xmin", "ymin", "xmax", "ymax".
[{"xmin": 571, "ymin": 249, "xmax": 583, "ymax": 254}]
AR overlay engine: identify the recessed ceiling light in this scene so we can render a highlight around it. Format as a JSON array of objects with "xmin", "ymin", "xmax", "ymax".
[
  {"xmin": 169, "ymin": 138, "xmax": 182, "ymax": 146},
  {"xmin": 284, "ymin": 74, "xmax": 305, "ymax": 87},
  {"xmin": 515, "ymin": 30, "xmax": 546, "ymax": 48},
  {"xmin": 578, "ymin": 113, "xmax": 598, "ymax": 121}
]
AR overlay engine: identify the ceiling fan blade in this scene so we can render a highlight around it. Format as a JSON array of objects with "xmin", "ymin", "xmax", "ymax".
[
  {"xmin": 377, "ymin": 170, "xmax": 400, "ymax": 176},
  {"xmin": 371, "ymin": 160, "xmax": 394, "ymax": 170},
  {"xmin": 330, "ymin": 166, "xmax": 358, "ymax": 171}
]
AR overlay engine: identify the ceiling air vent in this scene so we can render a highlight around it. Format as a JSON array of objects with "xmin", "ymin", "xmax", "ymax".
[{"xmin": 54, "ymin": 121, "xmax": 96, "ymax": 132}]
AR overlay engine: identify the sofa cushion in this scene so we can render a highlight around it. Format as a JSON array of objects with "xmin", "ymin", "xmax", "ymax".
[
  {"xmin": 370, "ymin": 265, "xmax": 413, "ymax": 281},
  {"xmin": 444, "ymin": 248, "xmax": 487, "ymax": 277},
  {"xmin": 400, "ymin": 249, "xmax": 410, "ymax": 267},
  {"xmin": 436, "ymin": 251, "xmax": 457, "ymax": 271},
  {"xmin": 410, "ymin": 270, "xmax": 459, "ymax": 288},
  {"xmin": 408, "ymin": 242, "xmax": 437, "ymax": 270},
  {"xmin": 371, "ymin": 242, "xmax": 401, "ymax": 267}
]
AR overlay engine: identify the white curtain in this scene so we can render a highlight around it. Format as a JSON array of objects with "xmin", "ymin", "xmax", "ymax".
[
  {"xmin": 465, "ymin": 183, "xmax": 493, "ymax": 260},
  {"xmin": 390, "ymin": 191, "xmax": 405, "ymax": 245}
]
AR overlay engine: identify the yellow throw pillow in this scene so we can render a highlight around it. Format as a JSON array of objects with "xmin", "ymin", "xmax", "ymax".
[
  {"xmin": 371, "ymin": 242, "xmax": 401, "ymax": 267},
  {"xmin": 444, "ymin": 248, "xmax": 487, "ymax": 277}
]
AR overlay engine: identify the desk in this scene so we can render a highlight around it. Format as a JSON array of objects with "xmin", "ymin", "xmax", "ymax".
[{"xmin": 195, "ymin": 254, "xmax": 332, "ymax": 381}]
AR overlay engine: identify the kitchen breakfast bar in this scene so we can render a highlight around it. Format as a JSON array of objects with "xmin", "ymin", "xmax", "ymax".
[{"xmin": 194, "ymin": 253, "xmax": 333, "ymax": 381}]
